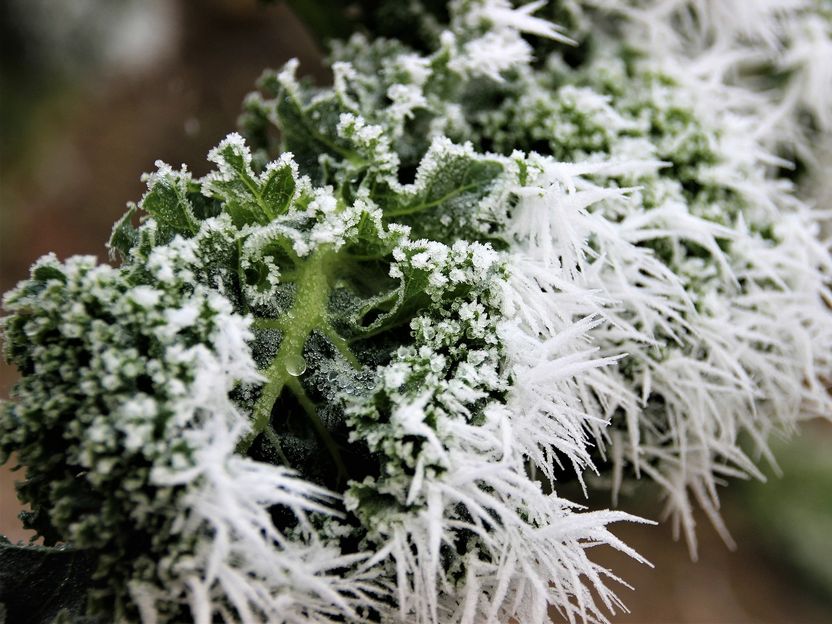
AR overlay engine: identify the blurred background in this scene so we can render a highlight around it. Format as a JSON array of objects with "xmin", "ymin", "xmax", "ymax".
[{"xmin": 0, "ymin": 1, "xmax": 830, "ymax": 622}]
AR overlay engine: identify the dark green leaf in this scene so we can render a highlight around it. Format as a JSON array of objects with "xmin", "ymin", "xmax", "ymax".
[
  {"xmin": 0, "ymin": 538, "xmax": 97, "ymax": 624},
  {"xmin": 261, "ymin": 164, "xmax": 296, "ymax": 216},
  {"xmin": 375, "ymin": 144, "xmax": 505, "ymax": 242},
  {"xmin": 31, "ymin": 265, "xmax": 67, "ymax": 285},
  {"xmin": 107, "ymin": 204, "xmax": 138, "ymax": 262},
  {"xmin": 141, "ymin": 176, "xmax": 199, "ymax": 241},
  {"xmin": 205, "ymin": 137, "xmax": 276, "ymax": 225}
]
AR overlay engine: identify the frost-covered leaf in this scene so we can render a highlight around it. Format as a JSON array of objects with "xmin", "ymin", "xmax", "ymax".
[
  {"xmin": 376, "ymin": 138, "xmax": 507, "ymax": 242},
  {"xmin": 139, "ymin": 164, "xmax": 199, "ymax": 242},
  {"xmin": 107, "ymin": 204, "xmax": 138, "ymax": 261},
  {"xmin": 204, "ymin": 133, "xmax": 287, "ymax": 225},
  {"xmin": 261, "ymin": 160, "xmax": 297, "ymax": 214},
  {"xmin": 5, "ymin": 1, "xmax": 832, "ymax": 623}
]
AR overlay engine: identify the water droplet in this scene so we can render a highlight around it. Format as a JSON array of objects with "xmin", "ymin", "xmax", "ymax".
[{"xmin": 285, "ymin": 354, "xmax": 307, "ymax": 377}]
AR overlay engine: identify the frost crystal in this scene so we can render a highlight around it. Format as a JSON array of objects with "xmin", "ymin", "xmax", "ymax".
[{"xmin": 2, "ymin": 1, "xmax": 831, "ymax": 623}]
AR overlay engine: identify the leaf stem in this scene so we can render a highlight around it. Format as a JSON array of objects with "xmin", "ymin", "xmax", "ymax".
[{"xmin": 237, "ymin": 245, "xmax": 363, "ymax": 458}]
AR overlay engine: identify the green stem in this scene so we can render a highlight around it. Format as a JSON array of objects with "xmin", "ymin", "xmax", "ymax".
[
  {"xmin": 264, "ymin": 426, "xmax": 291, "ymax": 466},
  {"xmin": 253, "ymin": 317, "xmax": 284, "ymax": 330},
  {"xmin": 285, "ymin": 376, "xmax": 348, "ymax": 484},
  {"xmin": 322, "ymin": 326, "xmax": 361, "ymax": 369},
  {"xmin": 237, "ymin": 246, "xmax": 362, "ymax": 457}
]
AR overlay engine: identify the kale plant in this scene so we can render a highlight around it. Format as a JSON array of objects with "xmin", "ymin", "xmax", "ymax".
[{"xmin": 1, "ymin": 1, "xmax": 831, "ymax": 623}]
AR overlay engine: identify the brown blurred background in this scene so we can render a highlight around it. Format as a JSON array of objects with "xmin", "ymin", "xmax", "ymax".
[{"xmin": 1, "ymin": 1, "xmax": 830, "ymax": 622}]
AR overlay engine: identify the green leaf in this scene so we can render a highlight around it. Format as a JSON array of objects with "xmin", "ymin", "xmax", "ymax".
[
  {"xmin": 0, "ymin": 537, "xmax": 97, "ymax": 624},
  {"xmin": 261, "ymin": 163, "xmax": 296, "ymax": 216},
  {"xmin": 205, "ymin": 134, "xmax": 281, "ymax": 225},
  {"xmin": 375, "ymin": 139, "xmax": 505, "ymax": 243},
  {"xmin": 355, "ymin": 269, "xmax": 432, "ymax": 336},
  {"xmin": 278, "ymin": 94, "xmax": 344, "ymax": 177},
  {"xmin": 337, "ymin": 249, "xmax": 433, "ymax": 339},
  {"xmin": 214, "ymin": 142, "xmax": 259, "ymax": 191},
  {"xmin": 107, "ymin": 204, "xmax": 138, "ymax": 261},
  {"xmin": 141, "ymin": 170, "xmax": 199, "ymax": 241},
  {"xmin": 256, "ymin": 64, "xmax": 359, "ymax": 183},
  {"xmin": 30, "ymin": 264, "xmax": 67, "ymax": 285}
]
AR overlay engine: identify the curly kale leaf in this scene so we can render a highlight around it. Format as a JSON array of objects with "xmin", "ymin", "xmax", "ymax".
[
  {"xmin": 102, "ymin": 132, "xmax": 512, "ymax": 505},
  {"xmin": 0, "ymin": 253, "xmax": 259, "ymax": 619}
]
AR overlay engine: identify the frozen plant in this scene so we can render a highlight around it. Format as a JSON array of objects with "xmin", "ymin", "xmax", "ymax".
[
  {"xmin": 282, "ymin": 0, "xmax": 832, "ymax": 554},
  {"xmin": 1, "ymin": 1, "xmax": 831, "ymax": 623}
]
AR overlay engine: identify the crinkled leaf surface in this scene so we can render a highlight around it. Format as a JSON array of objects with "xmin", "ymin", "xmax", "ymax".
[{"xmin": 0, "ymin": 538, "xmax": 97, "ymax": 624}]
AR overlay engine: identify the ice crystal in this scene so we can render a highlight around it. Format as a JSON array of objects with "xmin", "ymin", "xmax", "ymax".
[{"xmin": 2, "ymin": 1, "xmax": 831, "ymax": 623}]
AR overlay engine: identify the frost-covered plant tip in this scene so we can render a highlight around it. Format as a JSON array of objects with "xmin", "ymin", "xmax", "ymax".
[{"xmin": 2, "ymin": 1, "xmax": 831, "ymax": 623}]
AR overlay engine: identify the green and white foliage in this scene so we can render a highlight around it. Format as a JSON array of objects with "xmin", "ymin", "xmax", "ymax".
[
  {"xmin": 576, "ymin": 1, "xmax": 832, "ymax": 153},
  {"xmin": 0, "ymin": 252, "xmax": 374, "ymax": 622},
  {"xmin": 241, "ymin": 0, "xmax": 832, "ymax": 554},
  {"xmin": 572, "ymin": 0, "xmax": 832, "ymax": 240},
  {"xmin": 2, "ymin": 99, "xmax": 643, "ymax": 624},
  {"xmin": 1, "ymin": 1, "xmax": 831, "ymax": 623}
]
